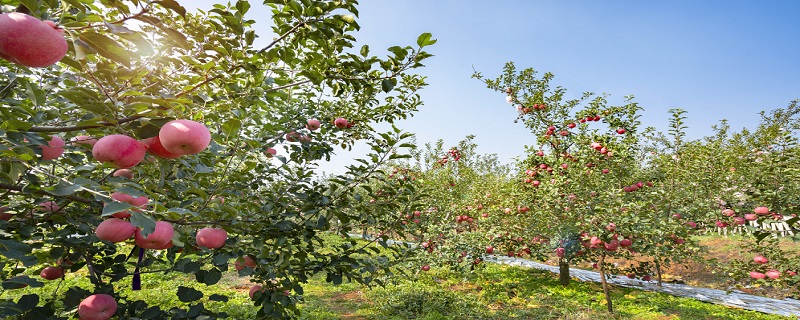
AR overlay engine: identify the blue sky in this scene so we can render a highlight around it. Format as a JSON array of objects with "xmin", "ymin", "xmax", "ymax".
[{"xmin": 183, "ymin": 1, "xmax": 800, "ymax": 174}]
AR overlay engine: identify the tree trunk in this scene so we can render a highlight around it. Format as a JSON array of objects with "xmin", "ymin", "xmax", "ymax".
[
  {"xmin": 655, "ymin": 259, "xmax": 663, "ymax": 287},
  {"xmin": 598, "ymin": 254, "xmax": 613, "ymax": 313},
  {"xmin": 558, "ymin": 258, "xmax": 570, "ymax": 286}
]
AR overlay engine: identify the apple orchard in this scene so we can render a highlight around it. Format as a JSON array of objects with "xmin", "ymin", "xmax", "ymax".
[{"xmin": 0, "ymin": 1, "xmax": 799, "ymax": 319}]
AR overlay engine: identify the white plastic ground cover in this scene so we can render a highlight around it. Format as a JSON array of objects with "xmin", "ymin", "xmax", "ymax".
[{"xmin": 348, "ymin": 233, "xmax": 800, "ymax": 318}]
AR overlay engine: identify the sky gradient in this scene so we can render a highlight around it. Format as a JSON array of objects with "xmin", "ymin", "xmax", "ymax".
[{"xmin": 184, "ymin": 1, "xmax": 800, "ymax": 174}]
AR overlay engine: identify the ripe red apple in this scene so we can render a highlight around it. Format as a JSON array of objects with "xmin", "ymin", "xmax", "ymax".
[
  {"xmin": 39, "ymin": 266, "xmax": 64, "ymax": 280},
  {"xmin": 306, "ymin": 119, "xmax": 320, "ymax": 131},
  {"xmin": 421, "ymin": 265, "xmax": 430, "ymax": 271},
  {"xmin": 744, "ymin": 213, "xmax": 757, "ymax": 221},
  {"xmin": 619, "ymin": 239, "xmax": 632, "ymax": 247},
  {"xmin": 264, "ymin": 148, "xmax": 277, "ymax": 157},
  {"xmin": 754, "ymin": 206, "xmax": 770, "ymax": 215},
  {"xmin": 787, "ymin": 270, "xmax": 797, "ymax": 277},
  {"xmin": 249, "ymin": 285, "xmax": 263, "ymax": 299},
  {"xmin": 235, "ymin": 256, "xmax": 257, "ymax": 271},
  {"xmin": 92, "ymin": 134, "xmax": 147, "ymax": 168},
  {"xmin": 112, "ymin": 169, "xmax": 134, "ymax": 179},
  {"xmin": 134, "ymin": 221, "xmax": 174, "ymax": 250},
  {"xmin": 39, "ymin": 136, "xmax": 65, "ymax": 161},
  {"xmin": 96, "ymin": 218, "xmax": 136, "ymax": 243},
  {"xmin": 0, "ymin": 206, "xmax": 10, "ymax": 221},
  {"xmin": 0, "ymin": 13, "xmax": 68, "ymax": 68},
  {"xmin": 672, "ymin": 213, "xmax": 682, "ymax": 219},
  {"xmin": 334, "ymin": 117, "xmax": 349, "ymax": 129},
  {"xmin": 722, "ymin": 209, "xmax": 735, "ymax": 217},
  {"xmin": 536, "ymin": 150, "xmax": 544, "ymax": 157},
  {"xmin": 38, "ymin": 201, "xmax": 61, "ymax": 213},
  {"xmin": 486, "ymin": 246, "xmax": 494, "ymax": 254},
  {"xmin": 196, "ymin": 227, "xmax": 227, "ymax": 249},
  {"xmin": 605, "ymin": 240, "xmax": 619, "ymax": 251},
  {"xmin": 733, "ymin": 217, "xmax": 746, "ymax": 225},
  {"xmin": 590, "ymin": 236, "xmax": 603, "ymax": 247},
  {"xmin": 766, "ymin": 270, "xmax": 781, "ymax": 279},
  {"xmin": 109, "ymin": 192, "xmax": 148, "ymax": 219},
  {"xmin": 605, "ymin": 223, "xmax": 616, "ymax": 232},
  {"xmin": 78, "ymin": 294, "xmax": 117, "ymax": 320},
  {"xmin": 750, "ymin": 271, "xmax": 766, "ymax": 279},
  {"xmin": 685, "ymin": 221, "xmax": 697, "ymax": 228},
  {"xmin": 642, "ymin": 275, "xmax": 652, "ymax": 281},
  {"xmin": 71, "ymin": 135, "xmax": 97, "ymax": 146},
  {"xmin": 555, "ymin": 247, "xmax": 565, "ymax": 257},
  {"xmin": 616, "ymin": 128, "xmax": 626, "ymax": 134},
  {"xmin": 158, "ymin": 120, "xmax": 211, "ymax": 155},
  {"xmin": 753, "ymin": 255, "xmax": 768, "ymax": 264},
  {"xmin": 285, "ymin": 131, "xmax": 300, "ymax": 142},
  {"xmin": 142, "ymin": 136, "xmax": 181, "ymax": 159},
  {"xmin": 299, "ymin": 135, "xmax": 312, "ymax": 143},
  {"xmin": 715, "ymin": 221, "xmax": 728, "ymax": 228},
  {"xmin": 567, "ymin": 123, "xmax": 576, "ymax": 128},
  {"xmin": 602, "ymin": 169, "xmax": 609, "ymax": 174}
]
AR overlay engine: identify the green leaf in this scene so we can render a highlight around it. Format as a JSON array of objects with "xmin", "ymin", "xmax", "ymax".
[
  {"xmin": 0, "ymin": 240, "xmax": 37, "ymax": 266},
  {"xmin": 154, "ymin": 0, "xmax": 187, "ymax": 17},
  {"xmin": 16, "ymin": 294, "xmax": 38, "ymax": 312},
  {"xmin": 78, "ymin": 31, "xmax": 132, "ymax": 67},
  {"xmin": 101, "ymin": 201, "xmax": 132, "ymax": 217},
  {"xmin": 130, "ymin": 211, "xmax": 157, "ymax": 236},
  {"xmin": 49, "ymin": 181, "xmax": 82, "ymax": 196},
  {"xmin": 381, "ymin": 79, "xmax": 395, "ymax": 93},
  {"xmin": 195, "ymin": 269, "xmax": 222, "ymax": 285},
  {"xmin": 177, "ymin": 286, "xmax": 203, "ymax": 302},
  {"xmin": 1, "ymin": 276, "xmax": 42, "ymax": 289},
  {"xmin": 416, "ymin": 32, "xmax": 437, "ymax": 47},
  {"xmin": 209, "ymin": 294, "xmax": 228, "ymax": 302}
]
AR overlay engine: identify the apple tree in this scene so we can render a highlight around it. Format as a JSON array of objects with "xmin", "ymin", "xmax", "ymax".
[
  {"xmin": 0, "ymin": 0, "xmax": 435, "ymax": 318},
  {"xmin": 474, "ymin": 62, "xmax": 703, "ymax": 312}
]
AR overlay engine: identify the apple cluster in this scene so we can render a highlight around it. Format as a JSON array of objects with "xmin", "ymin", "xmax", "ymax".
[{"xmin": 748, "ymin": 254, "xmax": 798, "ymax": 280}]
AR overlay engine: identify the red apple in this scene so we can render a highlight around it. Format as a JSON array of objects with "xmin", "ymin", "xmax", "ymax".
[
  {"xmin": 616, "ymin": 128, "xmax": 626, "ymax": 134},
  {"xmin": 134, "ymin": 221, "xmax": 174, "ymax": 250},
  {"xmin": 142, "ymin": 136, "xmax": 181, "ymax": 159},
  {"xmin": 108, "ymin": 192, "xmax": 148, "ymax": 219},
  {"xmin": 112, "ymin": 169, "xmax": 134, "ymax": 179},
  {"xmin": 605, "ymin": 223, "xmax": 616, "ymax": 232},
  {"xmin": 92, "ymin": 134, "xmax": 147, "ymax": 168},
  {"xmin": 754, "ymin": 206, "xmax": 770, "ymax": 215},
  {"xmin": 96, "ymin": 218, "xmax": 136, "ymax": 243},
  {"xmin": 235, "ymin": 256, "xmax": 257, "ymax": 271},
  {"xmin": 766, "ymin": 270, "xmax": 781, "ymax": 279},
  {"xmin": 264, "ymin": 148, "xmax": 277, "ymax": 157},
  {"xmin": 0, "ymin": 13, "xmax": 68, "ymax": 68},
  {"xmin": 39, "ymin": 266, "xmax": 64, "ymax": 280},
  {"xmin": 753, "ymin": 255, "xmax": 768, "ymax": 264},
  {"xmin": 78, "ymin": 294, "xmax": 117, "ymax": 320},
  {"xmin": 196, "ymin": 227, "xmax": 227, "ymax": 249},
  {"xmin": 733, "ymin": 217, "xmax": 746, "ymax": 225},
  {"xmin": 334, "ymin": 117, "xmax": 349, "ymax": 129},
  {"xmin": 71, "ymin": 135, "xmax": 97, "ymax": 146},
  {"xmin": 306, "ymin": 119, "xmax": 321, "ymax": 131},
  {"xmin": 486, "ymin": 246, "xmax": 494, "ymax": 254},
  {"xmin": 555, "ymin": 247, "xmax": 565, "ymax": 257},
  {"xmin": 750, "ymin": 271, "xmax": 766, "ymax": 279},
  {"xmin": 39, "ymin": 136, "xmax": 65, "ymax": 161},
  {"xmin": 158, "ymin": 120, "xmax": 211, "ymax": 155},
  {"xmin": 685, "ymin": 221, "xmax": 697, "ymax": 228},
  {"xmin": 249, "ymin": 285, "xmax": 263, "ymax": 299},
  {"xmin": 421, "ymin": 265, "xmax": 430, "ymax": 271},
  {"xmin": 38, "ymin": 201, "xmax": 61, "ymax": 213},
  {"xmin": 722, "ymin": 209, "xmax": 735, "ymax": 217},
  {"xmin": 744, "ymin": 213, "xmax": 757, "ymax": 221},
  {"xmin": 0, "ymin": 206, "xmax": 10, "ymax": 221},
  {"xmin": 619, "ymin": 239, "xmax": 632, "ymax": 247}
]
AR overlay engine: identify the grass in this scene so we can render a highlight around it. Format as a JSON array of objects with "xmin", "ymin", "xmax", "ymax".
[{"xmin": 296, "ymin": 263, "xmax": 794, "ymax": 320}]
